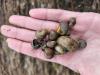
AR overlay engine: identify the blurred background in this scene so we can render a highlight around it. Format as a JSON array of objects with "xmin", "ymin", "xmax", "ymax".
[{"xmin": 0, "ymin": 0, "xmax": 100, "ymax": 75}]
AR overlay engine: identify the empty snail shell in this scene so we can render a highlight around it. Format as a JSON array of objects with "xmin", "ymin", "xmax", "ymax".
[
  {"xmin": 57, "ymin": 36, "xmax": 78, "ymax": 52},
  {"xmin": 57, "ymin": 21, "xmax": 70, "ymax": 36},
  {"xmin": 46, "ymin": 41, "xmax": 56, "ymax": 48},
  {"xmin": 49, "ymin": 30, "xmax": 59, "ymax": 40},
  {"xmin": 55, "ymin": 45, "xmax": 67, "ymax": 54},
  {"xmin": 68, "ymin": 17, "xmax": 76, "ymax": 28},
  {"xmin": 32, "ymin": 39, "xmax": 41, "ymax": 49},
  {"xmin": 77, "ymin": 39, "xmax": 87, "ymax": 49},
  {"xmin": 44, "ymin": 48, "xmax": 54, "ymax": 59},
  {"xmin": 35, "ymin": 29, "xmax": 48, "ymax": 39}
]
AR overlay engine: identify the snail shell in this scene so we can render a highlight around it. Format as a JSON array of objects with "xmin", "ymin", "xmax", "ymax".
[
  {"xmin": 57, "ymin": 21, "xmax": 70, "ymax": 36},
  {"xmin": 32, "ymin": 39, "xmax": 41, "ymax": 49},
  {"xmin": 68, "ymin": 17, "xmax": 76, "ymax": 28},
  {"xmin": 44, "ymin": 48, "xmax": 54, "ymax": 59},
  {"xmin": 35, "ymin": 29, "xmax": 48, "ymax": 39},
  {"xmin": 49, "ymin": 30, "xmax": 59, "ymax": 40},
  {"xmin": 57, "ymin": 36, "xmax": 78, "ymax": 52},
  {"xmin": 77, "ymin": 39, "xmax": 87, "ymax": 49},
  {"xmin": 46, "ymin": 41, "xmax": 56, "ymax": 48},
  {"xmin": 55, "ymin": 45, "xmax": 67, "ymax": 54}
]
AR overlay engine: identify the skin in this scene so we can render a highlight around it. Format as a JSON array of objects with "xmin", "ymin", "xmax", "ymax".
[{"xmin": 1, "ymin": 8, "xmax": 100, "ymax": 75}]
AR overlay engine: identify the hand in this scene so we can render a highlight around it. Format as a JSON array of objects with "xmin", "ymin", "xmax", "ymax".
[{"xmin": 1, "ymin": 8, "xmax": 100, "ymax": 75}]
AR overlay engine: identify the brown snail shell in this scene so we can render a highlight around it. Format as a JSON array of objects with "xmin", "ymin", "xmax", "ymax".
[
  {"xmin": 55, "ymin": 45, "xmax": 67, "ymax": 54},
  {"xmin": 77, "ymin": 39, "xmax": 87, "ymax": 49},
  {"xmin": 32, "ymin": 39, "xmax": 41, "ymax": 49},
  {"xmin": 57, "ymin": 21, "xmax": 70, "ymax": 36},
  {"xmin": 46, "ymin": 41, "xmax": 56, "ymax": 48},
  {"xmin": 57, "ymin": 36, "xmax": 78, "ymax": 52},
  {"xmin": 44, "ymin": 48, "xmax": 54, "ymax": 59},
  {"xmin": 35, "ymin": 29, "xmax": 48, "ymax": 39},
  {"xmin": 68, "ymin": 17, "xmax": 76, "ymax": 28},
  {"xmin": 49, "ymin": 30, "xmax": 59, "ymax": 40}
]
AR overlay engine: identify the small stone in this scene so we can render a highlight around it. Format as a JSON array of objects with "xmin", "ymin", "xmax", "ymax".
[
  {"xmin": 49, "ymin": 30, "xmax": 59, "ymax": 40},
  {"xmin": 35, "ymin": 29, "xmax": 48, "ymax": 39},
  {"xmin": 57, "ymin": 36, "xmax": 78, "ymax": 52},
  {"xmin": 68, "ymin": 17, "xmax": 76, "ymax": 28},
  {"xmin": 44, "ymin": 48, "xmax": 54, "ymax": 59},
  {"xmin": 55, "ymin": 45, "xmax": 67, "ymax": 54},
  {"xmin": 46, "ymin": 41, "xmax": 56, "ymax": 48},
  {"xmin": 32, "ymin": 39, "xmax": 41, "ymax": 49},
  {"xmin": 77, "ymin": 39, "xmax": 87, "ymax": 49}
]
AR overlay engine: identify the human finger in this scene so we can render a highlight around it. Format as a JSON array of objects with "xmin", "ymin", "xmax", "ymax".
[
  {"xmin": 29, "ymin": 8, "xmax": 79, "ymax": 22},
  {"xmin": 1, "ymin": 25, "xmax": 35, "ymax": 42},
  {"xmin": 9, "ymin": 15, "xmax": 58, "ymax": 31},
  {"xmin": 29, "ymin": 8, "xmax": 96, "ymax": 33}
]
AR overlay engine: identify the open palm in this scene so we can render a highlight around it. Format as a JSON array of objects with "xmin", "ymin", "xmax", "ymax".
[{"xmin": 1, "ymin": 9, "xmax": 100, "ymax": 75}]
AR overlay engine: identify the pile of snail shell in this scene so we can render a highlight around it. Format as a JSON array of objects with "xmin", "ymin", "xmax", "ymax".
[{"xmin": 32, "ymin": 17, "xmax": 87, "ymax": 59}]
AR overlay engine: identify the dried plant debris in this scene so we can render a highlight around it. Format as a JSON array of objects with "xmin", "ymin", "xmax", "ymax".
[{"xmin": 32, "ymin": 17, "xmax": 87, "ymax": 59}]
